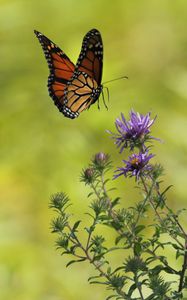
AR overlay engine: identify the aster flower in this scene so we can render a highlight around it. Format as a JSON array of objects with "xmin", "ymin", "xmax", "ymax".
[
  {"xmin": 108, "ymin": 110, "xmax": 157, "ymax": 152},
  {"xmin": 114, "ymin": 152, "xmax": 155, "ymax": 180}
]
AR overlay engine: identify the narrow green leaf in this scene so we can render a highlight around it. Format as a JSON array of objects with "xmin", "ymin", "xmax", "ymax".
[
  {"xmin": 66, "ymin": 258, "xmax": 86, "ymax": 267},
  {"xmin": 127, "ymin": 283, "xmax": 137, "ymax": 296},
  {"xmin": 176, "ymin": 249, "xmax": 183, "ymax": 260},
  {"xmin": 150, "ymin": 264, "xmax": 164, "ymax": 275},
  {"xmin": 161, "ymin": 185, "xmax": 173, "ymax": 196},
  {"xmin": 72, "ymin": 220, "xmax": 81, "ymax": 231},
  {"xmin": 111, "ymin": 197, "xmax": 120, "ymax": 208},
  {"xmin": 89, "ymin": 280, "xmax": 107, "ymax": 285},
  {"xmin": 88, "ymin": 192, "xmax": 94, "ymax": 198},
  {"xmin": 88, "ymin": 275, "xmax": 101, "ymax": 282},
  {"xmin": 134, "ymin": 243, "xmax": 142, "ymax": 256},
  {"xmin": 106, "ymin": 294, "xmax": 118, "ymax": 300},
  {"xmin": 134, "ymin": 225, "xmax": 146, "ymax": 235}
]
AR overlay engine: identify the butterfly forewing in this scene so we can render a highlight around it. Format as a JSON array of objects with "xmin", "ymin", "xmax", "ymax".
[
  {"xmin": 75, "ymin": 29, "xmax": 103, "ymax": 85},
  {"xmin": 34, "ymin": 30, "xmax": 75, "ymax": 108}
]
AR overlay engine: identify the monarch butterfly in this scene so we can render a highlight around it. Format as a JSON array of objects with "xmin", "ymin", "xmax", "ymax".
[{"xmin": 34, "ymin": 29, "xmax": 103, "ymax": 119}]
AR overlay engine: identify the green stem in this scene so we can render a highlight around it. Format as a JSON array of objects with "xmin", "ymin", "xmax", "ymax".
[
  {"xmin": 146, "ymin": 249, "xmax": 179, "ymax": 275},
  {"xmin": 134, "ymin": 180, "xmax": 155, "ymax": 227},
  {"xmin": 153, "ymin": 179, "xmax": 187, "ymax": 237},
  {"xmin": 67, "ymin": 224, "xmax": 127, "ymax": 299},
  {"xmin": 134, "ymin": 273, "xmax": 145, "ymax": 300},
  {"xmin": 140, "ymin": 175, "xmax": 184, "ymax": 248},
  {"xmin": 178, "ymin": 239, "xmax": 187, "ymax": 293}
]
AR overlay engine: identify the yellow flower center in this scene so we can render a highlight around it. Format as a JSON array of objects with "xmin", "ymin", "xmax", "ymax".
[{"xmin": 131, "ymin": 157, "xmax": 140, "ymax": 165}]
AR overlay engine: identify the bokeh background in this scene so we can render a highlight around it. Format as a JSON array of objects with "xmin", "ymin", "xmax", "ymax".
[{"xmin": 1, "ymin": 0, "xmax": 187, "ymax": 299}]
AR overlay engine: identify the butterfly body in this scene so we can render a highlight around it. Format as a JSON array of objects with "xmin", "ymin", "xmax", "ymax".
[{"xmin": 34, "ymin": 29, "xmax": 103, "ymax": 119}]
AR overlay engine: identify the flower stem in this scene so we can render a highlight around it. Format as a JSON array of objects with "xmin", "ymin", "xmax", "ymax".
[
  {"xmin": 153, "ymin": 180, "xmax": 187, "ymax": 238},
  {"xmin": 134, "ymin": 274, "xmax": 145, "ymax": 300},
  {"xmin": 178, "ymin": 239, "xmax": 187, "ymax": 293},
  {"xmin": 67, "ymin": 224, "xmax": 127, "ymax": 299},
  {"xmin": 140, "ymin": 175, "xmax": 184, "ymax": 248}
]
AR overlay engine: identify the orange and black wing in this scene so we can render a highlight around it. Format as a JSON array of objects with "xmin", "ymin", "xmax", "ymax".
[
  {"xmin": 61, "ymin": 29, "xmax": 103, "ymax": 117},
  {"xmin": 75, "ymin": 29, "xmax": 103, "ymax": 85},
  {"xmin": 63, "ymin": 72, "xmax": 102, "ymax": 117},
  {"xmin": 34, "ymin": 30, "xmax": 75, "ymax": 111}
]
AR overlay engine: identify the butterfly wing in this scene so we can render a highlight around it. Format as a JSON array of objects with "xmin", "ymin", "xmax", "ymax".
[
  {"xmin": 64, "ymin": 71, "xmax": 102, "ymax": 115},
  {"xmin": 76, "ymin": 28, "xmax": 103, "ymax": 85},
  {"xmin": 63, "ymin": 29, "xmax": 103, "ymax": 116},
  {"xmin": 34, "ymin": 30, "xmax": 75, "ymax": 112}
]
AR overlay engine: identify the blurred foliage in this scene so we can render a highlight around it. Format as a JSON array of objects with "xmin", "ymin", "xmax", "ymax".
[{"xmin": 0, "ymin": 0, "xmax": 187, "ymax": 299}]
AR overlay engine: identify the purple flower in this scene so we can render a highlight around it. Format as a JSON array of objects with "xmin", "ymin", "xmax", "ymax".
[
  {"xmin": 114, "ymin": 152, "xmax": 155, "ymax": 180},
  {"xmin": 107, "ymin": 110, "xmax": 157, "ymax": 152}
]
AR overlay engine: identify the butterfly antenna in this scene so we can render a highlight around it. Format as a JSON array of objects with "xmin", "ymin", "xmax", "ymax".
[{"xmin": 102, "ymin": 75, "xmax": 128, "ymax": 85}]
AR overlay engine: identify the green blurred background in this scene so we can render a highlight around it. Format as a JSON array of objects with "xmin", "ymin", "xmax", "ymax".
[{"xmin": 1, "ymin": 0, "xmax": 187, "ymax": 299}]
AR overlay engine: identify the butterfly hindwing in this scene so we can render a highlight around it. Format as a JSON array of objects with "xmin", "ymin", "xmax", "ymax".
[{"xmin": 64, "ymin": 71, "xmax": 102, "ymax": 114}]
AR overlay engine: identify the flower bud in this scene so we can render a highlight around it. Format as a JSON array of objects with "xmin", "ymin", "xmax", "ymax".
[
  {"xmin": 81, "ymin": 168, "xmax": 95, "ymax": 184},
  {"xmin": 94, "ymin": 152, "xmax": 108, "ymax": 166},
  {"xmin": 84, "ymin": 168, "xmax": 94, "ymax": 179}
]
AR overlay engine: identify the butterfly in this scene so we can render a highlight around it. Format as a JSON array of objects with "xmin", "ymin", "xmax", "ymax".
[{"xmin": 34, "ymin": 29, "xmax": 103, "ymax": 119}]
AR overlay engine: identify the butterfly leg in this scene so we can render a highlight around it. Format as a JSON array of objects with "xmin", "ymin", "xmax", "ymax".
[
  {"xmin": 97, "ymin": 97, "xmax": 100, "ymax": 110},
  {"xmin": 102, "ymin": 88, "xmax": 108, "ymax": 110}
]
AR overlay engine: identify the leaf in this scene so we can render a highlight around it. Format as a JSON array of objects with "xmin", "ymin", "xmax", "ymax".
[
  {"xmin": 163, "ymin": 266, "xmax": 178, "ymax": 275},
  {"xmin": 161, "ymin": 185, "xmax": 173, "ymax": 196},
  {"xmin": 106, "ymin": 294, "xmax": 118, "ymax": 300},
  {"xmin": 145, "ymin": 293, "xmax": 155, "ymax": 300},
  {"xmin": 66, "ymin": 260, "xmax": 77, "ymax": 267},
  {"xmin": 85, "ymin": 214, "xmax": 94, "ymax": 221},
  {"xmin": 88, "ymin": 275, "xmax": 101, "ymax": 282},
  {"xmin": 108, "ymin": 188, "xmax": 117, "ymax": 192},
  {"xmin": 61, "ymin": 250, "xmax": 71, "ymax": 256},
  {"xmin": 134, "ymin": 225, "xmax": 146, "ymax": 235},
  {"xmin": 150, "ymin": 264, "xmax": 164, "ymax": 275},
  {"xmin": 127, "ymin": 283, "xmax": 137, "ymax": 296},
  {"xmin": 115, "ymin": 235, "xmax": 125, "ymax": 245},
  {"xmin": 171, "ymin": 243, "xmax": 182, "ymax": 251},
  {"xmin": 112, "ymin": 266, "xmax": 125, "ymax": 274},
  {"xmin": 88, "ymin": 192, "xmax": 94, "ymax": 198},
  {"xmin": 106, "ymin": 246, "xmax": 125, "ymax": 253},
  {"xmin": 104, "ymin": 179, "xmax": 110, "ymax": 185},
  {"xmin": 146, "ymin": 257, "xmax": 158, "ymax": 264},
  {"xmin": 176, "ymin": 249, "xmax": 183, "ymax": 260},
  {"xmin": 66, "ymin": 258, "xmax": 86, "ymax": 267},
  {"xmin": 111, "ymin": 197, "xmax": 120, "ymax": 208},
  {"xmin": 89, "ymin": 280, "xmax": 107, "ymax": 285},
  {"xmin": 134, "ymin": 243, "xmax": 142, "ymax": 256},
  {"xmin": 72, "ymin": 220, "xmax": 81, "ymax": 231}
]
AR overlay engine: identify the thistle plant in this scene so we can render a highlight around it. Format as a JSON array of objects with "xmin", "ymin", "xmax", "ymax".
[{"xmin": 50, "ymin": 110, "xmax": 187, "ymax": 300}]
